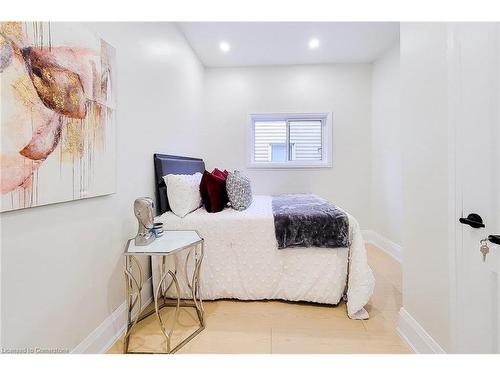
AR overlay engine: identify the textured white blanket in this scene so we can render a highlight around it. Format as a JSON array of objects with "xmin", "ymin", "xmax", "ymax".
[{"xmin": 152, "ymin": 195, "xmax": 374, "ymax": 319}]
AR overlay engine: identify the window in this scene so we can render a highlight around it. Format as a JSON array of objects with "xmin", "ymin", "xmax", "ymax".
[{"xmin": 249, "ymin": 113, "xmax": 331, "ymax": 168}]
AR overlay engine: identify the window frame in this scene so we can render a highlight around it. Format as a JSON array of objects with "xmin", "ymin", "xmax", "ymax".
[{"xmin": 247, "ymin": 112, "xmax": 332, "ymax": 169}]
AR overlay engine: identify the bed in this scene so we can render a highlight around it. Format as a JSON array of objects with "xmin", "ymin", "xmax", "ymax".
[{"xmin": 151, "ymin": 154, "xmax": 374, "ymax": 319}]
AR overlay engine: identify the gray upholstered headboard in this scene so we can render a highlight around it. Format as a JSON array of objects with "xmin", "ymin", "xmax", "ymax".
[{"xmin": 153, "ymin": 154, "xmax": 205, "ymax": 215}]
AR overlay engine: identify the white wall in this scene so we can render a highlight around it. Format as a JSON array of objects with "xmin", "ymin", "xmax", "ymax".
[
  {"xmin": 202, "ymin": 64, "xmax": 373, "ymax": 227},
  {"xmin": 371, "ymin": 45, "xmax": 402, "ymax": 245},
  {"xmin": 0, "ymin": 22, "xmax": 204, "ymax": 351},
  {"xmin": 0, "ymin": 23, "xmax": 403, "ymax": 352},
  {"xmin": 400, "ymin": 23, "xmax": 451, "ymax": 352}
]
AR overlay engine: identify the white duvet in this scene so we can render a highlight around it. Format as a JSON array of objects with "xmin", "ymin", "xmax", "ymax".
[{"xmin": 152, "ymin": 195, "xmax": 374, "ymax": 319}]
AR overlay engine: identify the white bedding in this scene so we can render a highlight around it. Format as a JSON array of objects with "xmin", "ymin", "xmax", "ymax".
[{"xmin": 152, "ymin": 195, "xmax": 374, "ymax": 319}]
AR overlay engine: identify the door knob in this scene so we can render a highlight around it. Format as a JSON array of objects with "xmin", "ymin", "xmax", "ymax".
[{"xmin": 459, "ymin": 213, "xmax": 485, "ymax": 228}]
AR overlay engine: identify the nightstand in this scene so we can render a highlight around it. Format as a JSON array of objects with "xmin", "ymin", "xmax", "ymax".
[{"xmin": 123, "ymin": 230, "xmax": 204, "ymax": 354}]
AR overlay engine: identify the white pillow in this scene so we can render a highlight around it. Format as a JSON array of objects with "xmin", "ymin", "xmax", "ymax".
[{"xmin": 163, "ymin": 172, "xmax": 202, "ymax": 218}]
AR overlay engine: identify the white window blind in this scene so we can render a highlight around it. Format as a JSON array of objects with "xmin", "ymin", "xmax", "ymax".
[
  {"xmin": 289, "ymin": 120, "xmax": 323, "ymax": 161},
  {"xmin": 254, "ymin": 120, "xmax": 286, "ymax": 162},
  {"xmin": 249, "ymin": 113, "xmax": 331, "ymax": 168}
]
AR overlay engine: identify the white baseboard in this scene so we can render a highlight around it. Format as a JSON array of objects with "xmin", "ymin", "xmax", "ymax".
[
  {"xmin": 362, "ymin": 229, "xmax": 402, "ymax": 263},
  {"xmin": 72, "ymin": 276, "xmax": 153, "ymax": 354},
  {"xmin": 397, "ymin": 307, "xmax": 446, "ymax": 354}
]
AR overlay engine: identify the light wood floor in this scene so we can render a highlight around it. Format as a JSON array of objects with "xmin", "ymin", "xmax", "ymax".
[{"xmin": 108, "ymin": 244, "xmax": 410, "ymax": 354}]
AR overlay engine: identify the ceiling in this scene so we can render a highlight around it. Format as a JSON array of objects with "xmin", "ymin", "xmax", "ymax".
[{"xmin": 177, "ymin": 22, "xmax": 399, "ymax": 67}]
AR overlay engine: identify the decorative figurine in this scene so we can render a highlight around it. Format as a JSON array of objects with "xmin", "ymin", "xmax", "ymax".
[{"xmin": 134, "ymin": 197, "xmax": 155, "ymax": 246}]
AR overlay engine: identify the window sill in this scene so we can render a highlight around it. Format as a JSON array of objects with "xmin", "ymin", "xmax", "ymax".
[{"xmin": 247, "ymin": 162, "xmax": 332, "ymax": 170}]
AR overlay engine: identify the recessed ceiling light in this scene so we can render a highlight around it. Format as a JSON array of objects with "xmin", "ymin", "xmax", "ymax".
[
  {"xmin": 309, "ymin": 38, "xmax": 320, "ymax": 50},
  {"xmin": 219, "ymin": 41, "xmax": 231, "ymax": 53}
]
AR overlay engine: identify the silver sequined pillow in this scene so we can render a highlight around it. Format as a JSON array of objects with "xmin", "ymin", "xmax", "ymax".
[{"xmin": 226, "ymin": 170, "xmax": 253, "ymax": 211}]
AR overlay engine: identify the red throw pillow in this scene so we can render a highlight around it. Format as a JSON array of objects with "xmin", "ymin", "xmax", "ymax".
[
  {"xmin": 199, "ymin": 170, "xmax": 210, "ymax": 209},
  {"xmin": 212, "ymin": 168, "xmax": 229, "ymax": 179},
  {"xmin": 199, "ymin": 169, "xmax": 229, "ymax": 213}
]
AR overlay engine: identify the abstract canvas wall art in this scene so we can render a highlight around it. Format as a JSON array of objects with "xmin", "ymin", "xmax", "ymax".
[{"xmin": 0, "ymin": 22, "xmax": 116, "ymax": 212}]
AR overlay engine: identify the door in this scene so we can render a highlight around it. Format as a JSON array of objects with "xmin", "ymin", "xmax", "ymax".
[{"xmin": 451, "ymin": 23, "xmax": 500, "ymax": 353}]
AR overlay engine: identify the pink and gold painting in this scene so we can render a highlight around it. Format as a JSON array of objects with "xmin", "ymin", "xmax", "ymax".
[{"xmin": 0, "ymin": 22, "xmax": 116, "ymax": 212}]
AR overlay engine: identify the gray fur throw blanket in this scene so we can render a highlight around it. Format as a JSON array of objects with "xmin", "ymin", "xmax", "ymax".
[{"xmin": 272, "ymin": 194, "xmax": 350, "ymax": 249}]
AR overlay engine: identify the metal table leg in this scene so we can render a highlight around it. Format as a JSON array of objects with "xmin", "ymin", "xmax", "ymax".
[
  {"xmin": 155, "ymin": 255, "xmax": 180, "ymax": 353},
  {"xmin": 163, "ymin": 242, "xmax": 204, "ymax": 353},
  {"xmin": 123, "ymin": 255, "xmax": 144, "ymax": 354},
  {"xmin": 192, "ymin": 242, "xmax": 205, "ymax": 327}
]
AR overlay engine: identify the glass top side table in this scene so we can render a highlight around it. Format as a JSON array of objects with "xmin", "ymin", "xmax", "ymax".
[{"xmin": 123, "ymin": 230, "xmax": 205, "ymax": 354}]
